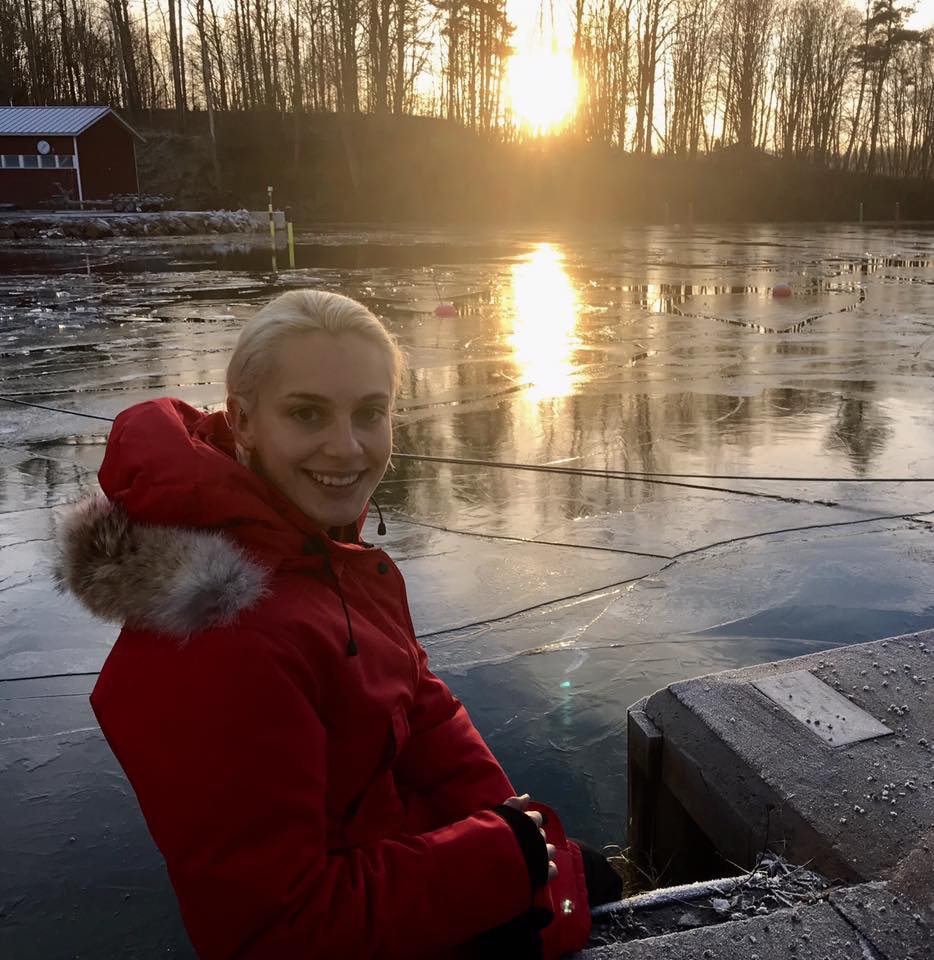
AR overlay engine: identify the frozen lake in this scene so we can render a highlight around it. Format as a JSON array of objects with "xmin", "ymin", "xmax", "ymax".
[{"xmin": 3, "ymin": 222, "xmax": 934, "ymax": 953}]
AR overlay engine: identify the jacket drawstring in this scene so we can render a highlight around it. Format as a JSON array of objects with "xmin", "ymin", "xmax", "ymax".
[
  {"xmin": 308, "ymin": 540, "xmax": 357, "ymax": 658},
  {"xmin": 325, "ymin": 556, "xmax": 357, "ymax": 657},
  {"xmin": 371, "ymin": 497, "xmax": 387, "ymax": 536},
  {"xmin": 336, "ymin": 577, "xmax": 358, "ymax": 657},
  {"xmin": 306, "ymin": 498, "xmax": 386, "ymax": 658}
]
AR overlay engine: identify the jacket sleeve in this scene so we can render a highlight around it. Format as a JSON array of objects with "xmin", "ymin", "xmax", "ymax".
[
  {"xmin": 91, "ymin": 627, "xmax": 538, "ymax": 960},
  {"xmin": 393, "ymin": 640, "xmax": 516, "ymax": 826},
  {"xmin": 390, "ymin": 646, "xmax": 594, "ymax": 959}
]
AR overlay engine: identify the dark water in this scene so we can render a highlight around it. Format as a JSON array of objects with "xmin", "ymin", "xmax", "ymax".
[{"xmin": 4, "ymin": 223, "xmax": 934, "ymax": 955}]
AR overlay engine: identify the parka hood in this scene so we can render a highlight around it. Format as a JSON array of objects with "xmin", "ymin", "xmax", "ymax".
[
  {"xmin": 55, "ymin": 493, "xmax": 269, "ymax": 637},
  {"xmin": 96, "ymin": 397, "xmax": 328, "ymax": 563},
  {"xmin": 56, "ymin": 398, "xmax": 369, "ymax": 637}
]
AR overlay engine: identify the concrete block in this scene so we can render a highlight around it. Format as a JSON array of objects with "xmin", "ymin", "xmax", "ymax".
[
  {"xmin": 637, "ymin": 631, "xmax": 934, "ymax": 883},
  {"xmin": 830, "ymin": 882, "xmax": 931, "ymax": 960},
  {"xmin": 580, "ymin": 902, "xmax": 866, "ymax": 959}
]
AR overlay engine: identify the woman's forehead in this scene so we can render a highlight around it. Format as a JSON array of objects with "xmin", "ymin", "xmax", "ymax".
[{"xmin": 264, "ymin": 330, "xmax": 393, "ymax": 398}]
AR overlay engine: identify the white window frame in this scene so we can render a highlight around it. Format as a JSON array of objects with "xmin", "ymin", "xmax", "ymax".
[{"xmin": 0, "ymin": 153, "xmax": 78, "ymax": 170}]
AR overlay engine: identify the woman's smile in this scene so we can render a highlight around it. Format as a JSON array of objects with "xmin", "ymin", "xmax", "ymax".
[{"xmin": 305, "ymin": 469, "xmax": 363, "ymax": 488}]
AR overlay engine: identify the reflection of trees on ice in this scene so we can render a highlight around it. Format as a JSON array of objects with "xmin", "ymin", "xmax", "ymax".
[{"xmin": 827, "ymin": 390, "xmax": 892, "ymax": 475}]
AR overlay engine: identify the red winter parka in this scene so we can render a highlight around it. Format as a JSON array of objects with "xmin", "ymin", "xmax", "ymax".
[{"xmin": 58, "ymin": 398, "xmax": 591, "ymax": 959}]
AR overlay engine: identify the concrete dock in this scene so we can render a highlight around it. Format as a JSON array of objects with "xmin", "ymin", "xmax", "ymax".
[
  {"xmin": 590, "ymin": 630, "xmax": 934, "ymax": 958},
  {"xmin": 583, "ymin": 881, "xmax": 929, "ymax": 959}
]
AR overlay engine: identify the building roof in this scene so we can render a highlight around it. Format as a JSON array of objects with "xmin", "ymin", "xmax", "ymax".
[{"xmin": 0, "ymin": 106, "xmax": 144, "ymax": 141}]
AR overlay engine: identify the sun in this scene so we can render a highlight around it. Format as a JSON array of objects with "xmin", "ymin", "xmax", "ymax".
[{"xmin": 506, "ymin": 47, "xmax": 580, "ymax": 136}]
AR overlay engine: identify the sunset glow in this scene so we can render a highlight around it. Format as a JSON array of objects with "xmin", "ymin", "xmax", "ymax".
[
  {"xmin": 505, "ymin": 47, "xmax": 580, "ymax": 135},
  {"xmin": 504, "ymin": 1, "xmax": 579, "ymax": 135}
]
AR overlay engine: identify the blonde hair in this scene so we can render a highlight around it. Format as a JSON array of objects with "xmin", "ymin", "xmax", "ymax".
[{"xmin": 226, "ymin": 289, "xmax": 405, "ymax": 409}]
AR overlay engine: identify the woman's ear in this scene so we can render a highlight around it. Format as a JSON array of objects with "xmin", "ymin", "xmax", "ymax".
[{"xmin": 226, "ymin": 395, "xmax": 255, "ymax": 453}]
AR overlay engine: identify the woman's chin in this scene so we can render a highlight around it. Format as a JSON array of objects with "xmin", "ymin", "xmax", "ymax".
[{"xmin": 299, "ymin": 492, "xmax": 370, "ymax": 532}]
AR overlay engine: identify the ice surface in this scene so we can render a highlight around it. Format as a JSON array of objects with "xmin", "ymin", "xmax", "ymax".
[{"xmin": 5, "ymin": 222, "xmax": 934, "ymax": 853}]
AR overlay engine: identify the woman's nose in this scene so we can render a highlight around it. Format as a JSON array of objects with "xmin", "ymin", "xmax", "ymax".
[{"xmin": 321, "ymin": 416, "xmax": 363, "ymax": 458}]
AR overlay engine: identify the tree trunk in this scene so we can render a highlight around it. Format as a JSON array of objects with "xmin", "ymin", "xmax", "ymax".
[
  {"xmin": 290, "ymin": 13, "xmax": 302, "ymax": 173},
  {"xmin": 167, "ymin": 0, "xmax": 185, "ymax": 124},
  {"xmin": 447, "ymin": 0, "xmax": 460, "ymax": 122},
  {"xmin": 393, "ymin": 0, "xmax": 407, "ymax": 113},
  {"xmin": 178, "ymin": 0, "xmax": 188, "ymax": 111}
]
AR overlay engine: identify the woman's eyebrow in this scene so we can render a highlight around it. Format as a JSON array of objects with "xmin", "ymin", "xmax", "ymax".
[
  {"xmin": 283, "ymin": 392, "xmax": 328, "ymax": 402},
  {"xmin": 282, "ymin": 392, "xmax": 390, "ymax": 403}
]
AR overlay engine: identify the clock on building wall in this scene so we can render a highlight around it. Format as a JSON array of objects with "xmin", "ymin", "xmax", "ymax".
[{"xmin": 36, "ymin": 140, "xmax": 51, "ymax": 155}]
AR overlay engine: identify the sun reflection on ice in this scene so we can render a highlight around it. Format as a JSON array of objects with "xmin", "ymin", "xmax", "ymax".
[
  {"xmin": 507, "ymin": 244, "xmax": 580, "ymax": 402},
  {"xmin": 644, "ymin": 283, "xmax": 666, "ymax": 314}
]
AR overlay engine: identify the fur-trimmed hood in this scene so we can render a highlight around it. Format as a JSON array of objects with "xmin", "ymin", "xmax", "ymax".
[{"xmin": 56, "ymin": 494, "xmax": 269, "ymax": 637}]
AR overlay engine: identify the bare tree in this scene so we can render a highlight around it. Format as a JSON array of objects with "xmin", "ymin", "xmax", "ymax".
[
  {"xmin": 668, "ymin": 0, "xmax": 718, "ymax": 155},
  {"xmin": 719, "ymin": 0, "xmax": 774, "ymax": 150},
  {"xmin": 2, "ymin": 0, "xmax": 933, "ymax": 189}
]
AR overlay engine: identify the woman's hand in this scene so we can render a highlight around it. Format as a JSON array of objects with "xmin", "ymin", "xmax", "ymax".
[{"xmin": 503, "ymin": 794, "xmax": 558, "ymax": 880}]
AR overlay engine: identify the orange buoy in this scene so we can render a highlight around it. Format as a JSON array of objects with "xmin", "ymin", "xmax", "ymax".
[
  {"xmin": 435, "ymin": 303, "xmax": 458, "ymax": 317},
  {"xmin": 772, "ymin": 283, "xmax": 793, "ymax": 298}
]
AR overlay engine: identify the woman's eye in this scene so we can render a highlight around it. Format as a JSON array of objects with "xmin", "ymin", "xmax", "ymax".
[
  {"xmin": 292, "ymin": 407, "xmax": 322, "ymax": 423},
  {"xmin": 357, "ymin": 407, "xmax": 387, "ymax": 424}
]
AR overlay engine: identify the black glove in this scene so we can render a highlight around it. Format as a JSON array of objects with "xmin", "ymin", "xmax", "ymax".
[
  {"xmin": 462, "ymin": 804, "xmax": 554, "ymax": 958},
  {"xmin": 573, "ymin": 839, "xmax": 623, "ymax": 907},
  {"xmin": 492, "ymin": 803, "xmax": 550, "ymax": 889}
]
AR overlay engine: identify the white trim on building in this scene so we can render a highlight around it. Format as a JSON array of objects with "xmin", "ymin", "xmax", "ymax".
[{"xmin": 73, "ymin": 136, "xmax": 84, "ymax": 203}]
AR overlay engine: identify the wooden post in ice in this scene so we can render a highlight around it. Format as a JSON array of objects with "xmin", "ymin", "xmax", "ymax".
[
  {"xmin": 267, "ymin": 185, "xmax": 277, "ymax": 273},
  {"xmin": 286, "ymin": 206, "xmax": 296, "ymax": 270},
  {"xmin": 895, "ymin": 201, "xmax": 901, "ymax": 226},
  {"xmin": 858, "ymin": 202, "xmax": 864, "ymax": 223}
]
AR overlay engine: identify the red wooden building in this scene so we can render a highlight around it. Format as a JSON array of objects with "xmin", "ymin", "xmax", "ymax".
[{"xmin": 0, "ymin": 106, "xmax": 144, "ymax": 208}]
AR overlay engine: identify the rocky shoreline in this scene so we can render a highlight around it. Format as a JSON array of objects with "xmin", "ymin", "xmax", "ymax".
[{"xmin": 0, "ymin": 209, "xmax": 260, "ymax": 240}]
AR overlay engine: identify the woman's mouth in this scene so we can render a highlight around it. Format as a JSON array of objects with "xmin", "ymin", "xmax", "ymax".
[{"xmin": 306, "ymin": 470, "xmax": 362, "ymax": 489}]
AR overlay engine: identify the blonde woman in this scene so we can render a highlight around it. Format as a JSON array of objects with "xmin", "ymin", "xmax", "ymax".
[{"xmin": 59, "ymin": 290, "xmax": 615, "ymax": 958}]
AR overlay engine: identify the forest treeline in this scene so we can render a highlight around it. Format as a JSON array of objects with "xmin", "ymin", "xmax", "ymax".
[{"xmin": 3, "ymin": 0, "xmax": 934, "ymax": 180}]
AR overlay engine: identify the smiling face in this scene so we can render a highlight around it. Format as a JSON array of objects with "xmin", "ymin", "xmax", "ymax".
[{"xmin": 228, "ymin": 331, "xmax": 394, "ymax": 532}]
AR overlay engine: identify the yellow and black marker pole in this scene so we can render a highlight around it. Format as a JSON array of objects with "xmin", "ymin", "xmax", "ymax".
[
  {"xmin": 286, "ymin": 205, "xmax": 296, "ymax": 269},
  {"xmin": 267, "ymin": 185, "xmax": 277, "ymax": 273}
]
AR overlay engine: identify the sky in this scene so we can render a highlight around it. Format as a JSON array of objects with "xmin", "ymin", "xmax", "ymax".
[
  {"xmin": 507, "ymin": 0, "xmax": 575, "ymax": 50},
  {"xmin": 907, "ymin": 0, "xmax": 934, "ymax": 28}
]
